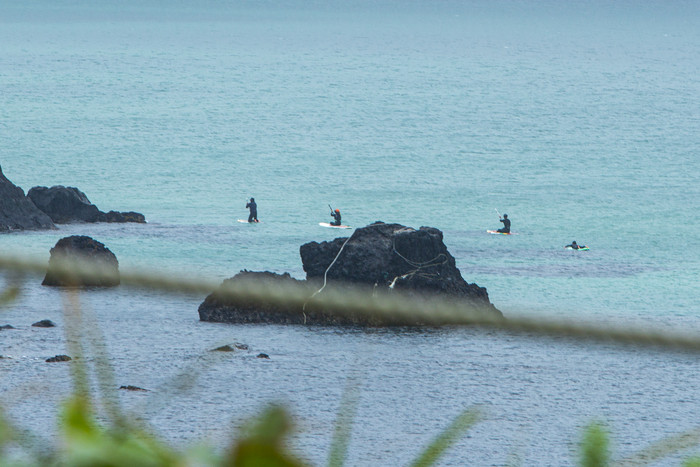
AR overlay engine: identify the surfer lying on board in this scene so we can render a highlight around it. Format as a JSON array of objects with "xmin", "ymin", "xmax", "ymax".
[
  {"xmin": 246, "ymin": 197, "xmax": 259, "ymax": 223},
  {"xmin": 330, "ymin": 208, "xmax": 342, "ymax": 226},
  {"xmin": 566, "ymin": 241, "xmax": 585, "ymax": 250},
  {"xmin": 497, "ymin": 214, "xmax": 511, "ymax": 233}
]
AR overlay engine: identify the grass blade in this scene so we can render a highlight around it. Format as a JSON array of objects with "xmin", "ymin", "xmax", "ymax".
[
  {"xmin": 327, "ymin": 374, "xmax": 362, "ymax": 467},
  {"xmin": 579, "ymin": 422, "xmax": 609, "ymax": 467},
  {"xmin": 409, "ymin": 407, "xmax": 481, "ymax": 467}
]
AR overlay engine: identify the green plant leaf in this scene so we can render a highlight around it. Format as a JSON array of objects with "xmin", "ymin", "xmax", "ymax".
[
  {"xmin": 327, "ymin": 374, "xmax": 362, "ymax": 467},
  {"xmin": 409, "ymin": 407, "xmax": 481, "ymax": 467},
  {"xmin": 223, "ymin": 405, "xmax": 307, "ymax": 467},
  {"xmin": 616, "ymin": 427, "xmax": 700, "ymax": 466},
  {"xmin": 579, "ymin": 422, "xmax": 609, "ymax": 467},
  {"xmin": 59, "ymin": 396, "xmax": 181, "ymax": 467}
]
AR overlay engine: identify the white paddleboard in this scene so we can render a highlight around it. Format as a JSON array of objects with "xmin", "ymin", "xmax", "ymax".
[
  {"xmin": 319, "ymin": 222, "xmax": 351, "ymax": 229},
  {"xmin": 487, "ymin": 230, "xmax": 514, "ymax": 235},
  {"xmin": 237, "ymin": 219, "xmax": 261, "ymax": 223}
]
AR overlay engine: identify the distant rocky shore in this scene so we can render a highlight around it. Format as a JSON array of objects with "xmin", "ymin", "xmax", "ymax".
[
  {"xmin": 199, "ymin": 222, "xmax": 502, "ymax": 326},
  {"xmin": 0, "ymin": 165, "xmax": 145, "ymax": 231}
]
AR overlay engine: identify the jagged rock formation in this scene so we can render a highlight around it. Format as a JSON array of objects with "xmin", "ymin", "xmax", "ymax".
[
  {"xmin": 0, "ymin": 165, "xmax": 56, "ymax": 231},
  {"xmin": 300, "ymin": 222, "xmax": 496, "ymax": 309},
  {"xmin": 27, "ymin": 185, "xmax": 145, "ymax": 224},
  {"xmin": 42, "ymin": 235, "xmax": 120, "ymax": 287},
  {"xmin": 199, "ymin": 222, "xmax": 501, "ymax": 326}
]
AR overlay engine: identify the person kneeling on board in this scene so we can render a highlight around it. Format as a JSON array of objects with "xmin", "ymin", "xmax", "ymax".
[
  {"xmin": 497, "ymin": 214, "xmax": 511, "ymax": 233},
  {"xmin": 246, "ymin": 197, "xmax": 259, "ymax": 223},
  {"xmin": 330, "ymin": 208, "xmax": 342, "ymax": 226}
]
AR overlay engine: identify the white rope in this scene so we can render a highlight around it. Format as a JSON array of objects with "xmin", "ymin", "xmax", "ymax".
[
  {"xmin": 390, "ymin": 236, "xmax": 448, "ymax": 286},
  {"xmin": 304, "ymin": 235, "xmax": 353, "ymax": 308}
]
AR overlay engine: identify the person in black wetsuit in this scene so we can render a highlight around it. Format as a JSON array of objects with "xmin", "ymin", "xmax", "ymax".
[
  {"xmin": 246, "ymin": 197, "xmax": 258, "ymax": 223},
  {"xmin": 497, "ymin": 213, "xmax": 511, "ymax": 233},
  {"xmin": 566, "ymin": 241, "xmax": 580, "ymax": 250},
  {"xmin": 330, "ymin": 208, "xmax": 341, "ymax": 226}
]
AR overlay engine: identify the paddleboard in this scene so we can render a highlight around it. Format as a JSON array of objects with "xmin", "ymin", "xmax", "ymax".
[
  {"xmin": 565, "ymin": 246, "xmax": 589, "ymax": 251},
  {"xmin": 237, "ymin": 219, "xmax": 261, "ymax": 223},
  {"xmin": 487, "ymin": 230, "xmax": 513, "ymax": 235},
  {"xmin": 319, "ymin": 222, "xmax": 351, "ymax": 229}
]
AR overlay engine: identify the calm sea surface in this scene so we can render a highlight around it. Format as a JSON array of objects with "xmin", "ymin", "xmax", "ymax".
[{"xmin": 1, "ymin": 1, "xmax": 699, "ymax": 465}]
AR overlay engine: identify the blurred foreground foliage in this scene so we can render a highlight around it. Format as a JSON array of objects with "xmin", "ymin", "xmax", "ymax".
[
  {"xmin": 0, "ymin": 394, "xmax": 478, "ymax": 466},
  {"xmin": 3, "ymin": 262, "xmax": 700, "ymax": 465},
  {"xmin": 2, "ymin": 395, "xmax": 700, "ymax": 466}
]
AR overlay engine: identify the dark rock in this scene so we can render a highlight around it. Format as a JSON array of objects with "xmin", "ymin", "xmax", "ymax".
[
  {"xmin": 300, "ymin": 222, "xmax": 500, "ymax": 313},
  {"xmin": 257, "ymin": 353, "xmax": 270, "ymax": 359},
  {"xmin": 32, "ymin": 319, "xmax": 55, "ymax": 328},
  {"xmin": 198, "ymin": 271, "xmax": 428, "ymax": 327},
  {"xmin": 198, "ymin": 270, "xmax": 386, "ymax": 326},
  {"xmin": 0, "ymin": 165, "xmax": 56, "ymax": 231},
  {"xmin": 198, "ymin": 223, "xmax": 501, "ymax": 326},
  {"xmin": 212, "ymin": 345, "xmax": 235, "ymax": 352},
  {"xmin": 0, "ymin": 324, "xmax": 14, "ymax": 330},
  {"xmin": 42, "ymin": 235, "xmax": 120, "ymax": 287},
  {"xmin": 27, "ymin": 185, "xmax": 146, "ymax": 224},
  {"xmin": 234, "ymin": 343, "xmax": 249, "ymax": 350},
  {"xmin": 119, "ymin": 385, "xmax": 148, "ymax": 392},
  {"xmin": 198, "ymin": 271, "xmax": 313, "ymax": 324},
  {"xmin": 27, "ymin": 186, "xmax": 102, "ymax": 223},
  {"xmin": 46, "ymin": 355, "xmax": 71, "ymax": 362},
  {"xmin": 103, "ymin": 210, "xmax": 146, "ymax": 223}
]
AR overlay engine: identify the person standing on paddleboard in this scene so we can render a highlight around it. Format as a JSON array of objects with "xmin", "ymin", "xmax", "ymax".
[
  {"xmin": 497, "ymin": 213, "xmax": 511, "ymax": 233},
  {"xmin": 330, "ymin": 208, "xmax": 342, "ymax": 226},
  {"xmin": 246, "ymin": 197, "xmax": 258, "ymax": 223}
]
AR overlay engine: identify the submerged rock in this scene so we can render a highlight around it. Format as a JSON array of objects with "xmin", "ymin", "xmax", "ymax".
[
  {"xmin": 46, "ymin": 355, "xmax": 71, "ymax": 362},
  {"xmin": 27, "ymin": 185, "xmax": 146, "ymax": 224},
  {"xmin": 199, "ymin": 223, "xmax": 501, "ymax": 326},
  {"xmin": 32, "ymin": 319, "xmax": 56, "ymax": 328},
  {"xmin": 119, "ymin": 385, "xmax": 148, "ymax": 392},
  {"xmin": 0, "ymin": 165, "xmax": 56, "ymax": 231},
  {"xmin": 42, "ymin": 235, "xmax": 120, "ymax": 287}
]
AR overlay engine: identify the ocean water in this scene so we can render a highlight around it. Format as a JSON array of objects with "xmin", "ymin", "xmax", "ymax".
[{"xmin": 1, "ymin": 0, "xmax": 699, "ymax": 465}]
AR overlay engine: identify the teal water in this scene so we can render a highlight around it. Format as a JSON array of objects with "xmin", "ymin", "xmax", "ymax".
[{"xmin": 1, "ymin": 1, "xmax": 700, "ymax": 465}]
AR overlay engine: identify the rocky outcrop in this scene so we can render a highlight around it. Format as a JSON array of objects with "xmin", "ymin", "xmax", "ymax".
[
  {"xmin": 198, "ymin": 270, "xmax": 408, "ymax": 326},
  {"xmin": 199, "ymin": 222, "xmax": 501, "ymax": 326},
  {"xmin": 42, "ymin": 235, "xmax": 120, "ymax": 287},
  {"xmin": 27, "ymin": 186, "xmax": 145, "ymax": 224},
  {"xmin": 198, "ymin": 271, "xmax": 315, "ymax": 324},
  {"xmin": 0, "ymin": 165, "xmax": 56, "ymax": 231},
  {"xmin": 103, "ymin": 210, "xmax": 146, "ymax": 223},
  {"xmin": 300, "ymin": 222, "xmax": 498, "ymax": 310}
]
